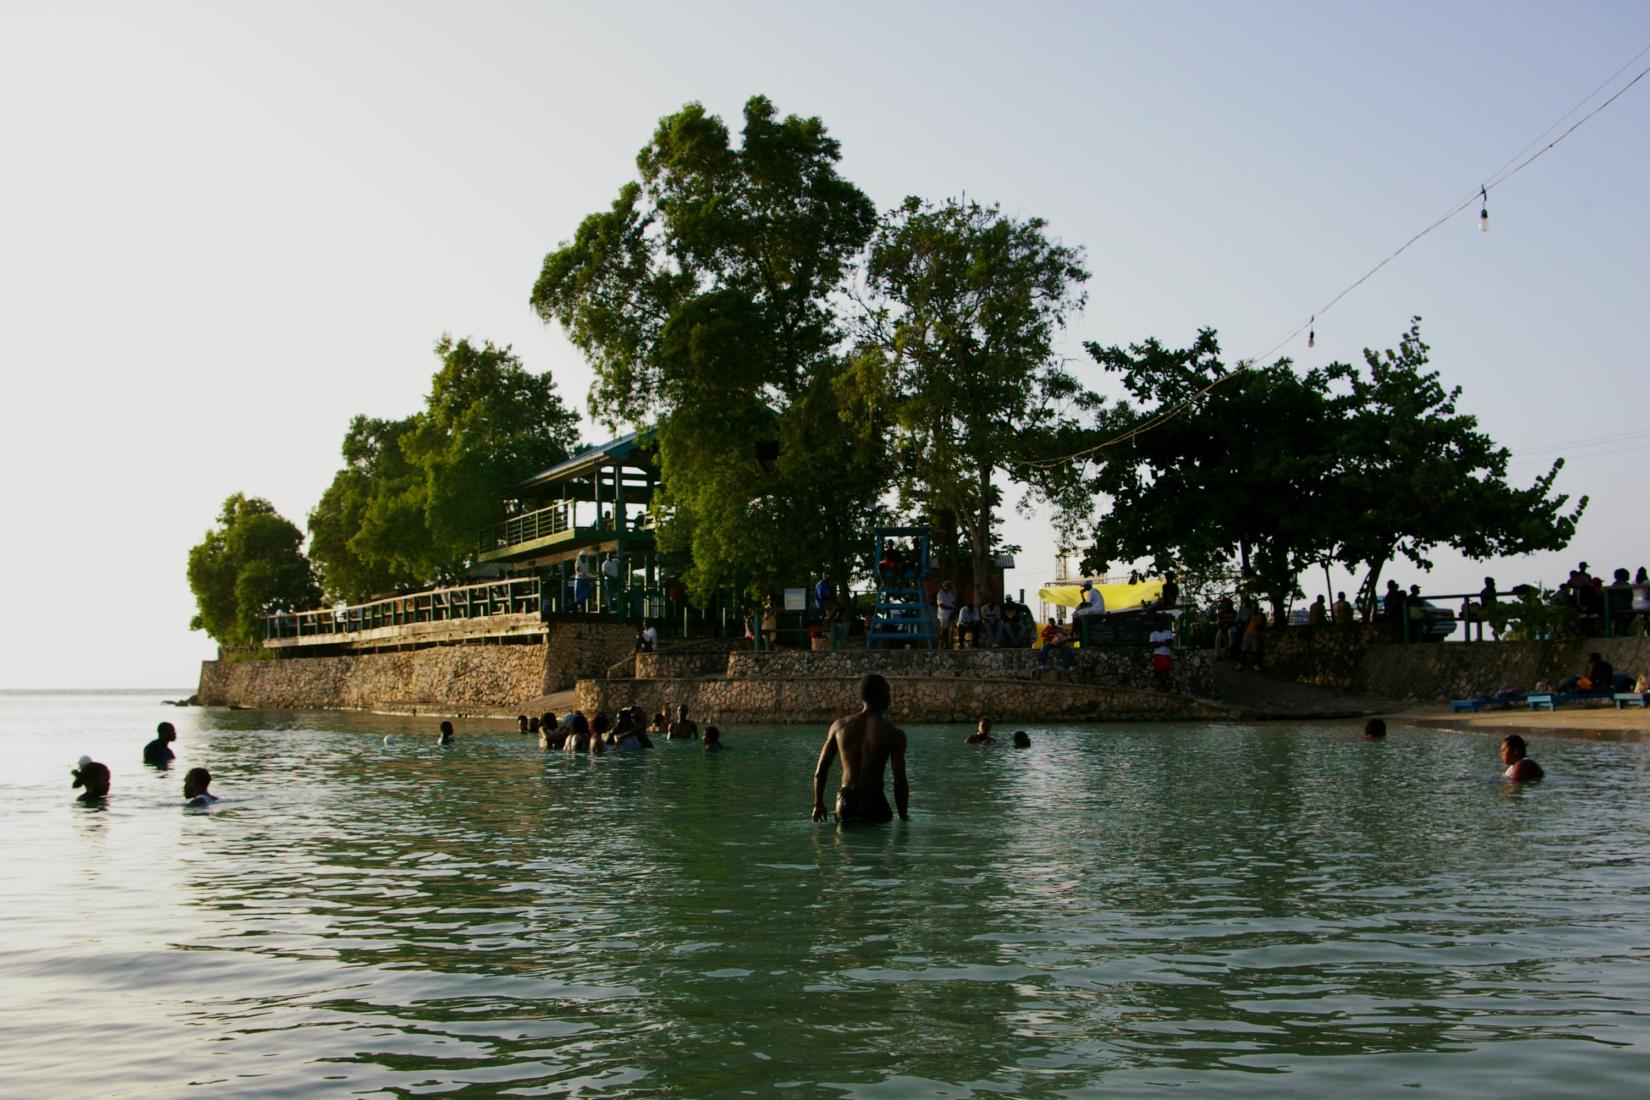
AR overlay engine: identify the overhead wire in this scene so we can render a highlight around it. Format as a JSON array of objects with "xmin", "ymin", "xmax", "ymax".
[{"xmin": 1016, "ymin": 45, "xmax": 1650, "ymax": 473}]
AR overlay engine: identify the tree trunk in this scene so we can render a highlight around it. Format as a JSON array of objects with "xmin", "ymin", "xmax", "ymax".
[
  {"xmin": 1359, "ymin": 557, "xmax": 1386, "ymax": 622},
  {"xmin": 971, "ymin": 461, "xmax": 995, "ymax": 603}
]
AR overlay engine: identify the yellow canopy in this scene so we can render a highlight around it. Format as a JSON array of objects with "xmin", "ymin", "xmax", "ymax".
[{"xmin": 1038, "ymin": 579, "xmax": 1165, "ymax": 613}]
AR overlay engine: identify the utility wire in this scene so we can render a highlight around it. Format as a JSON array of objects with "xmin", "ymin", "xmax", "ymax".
[{"xmin": 1017, "ymin": 47, "xmax": 1650, "ymax": 472}]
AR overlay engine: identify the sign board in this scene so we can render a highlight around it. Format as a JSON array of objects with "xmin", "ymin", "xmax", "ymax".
[
  {"xmin": 783, "ymin": 587, "xmax": 807, "ymax": 612},
  {"xmin": 1078, "ymin": 615, "xmax": 1156, "ymax": 648}
]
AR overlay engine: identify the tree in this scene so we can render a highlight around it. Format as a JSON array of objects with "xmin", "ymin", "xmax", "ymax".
[
  {"xmin": 307, "ymin": 337, "xmax": 581, "ymax": 592},
  {"xmin": 187, "ymin": 494, "xmax": 320, "ymax": 647},
  {"xmin": 307, "ymin": 415, "xmax": 423, "ymax": 603},
  {"xmin": 862, "ymin": 196, "xmax": 1092, "ymax": 598},
  {"xmin": 1074, "ymin": 319, "xmax": 1587, "ymax": 620},
  {"xmin": 1078, "ymin": 329, "xmax": 1339, "ymax": 618},
  {"xmin": 1322, "ymin": 318, "xmax": 1586, "ymax": 609},
  {"xmin": 531, "ymin": 95, "xmax": 886, "ymax": 602}
]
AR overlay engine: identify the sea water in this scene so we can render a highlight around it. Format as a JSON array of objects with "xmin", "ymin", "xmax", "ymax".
[{"xmin": 2, "ymin": 690, "xmax": 1647, "ymax": 1097}]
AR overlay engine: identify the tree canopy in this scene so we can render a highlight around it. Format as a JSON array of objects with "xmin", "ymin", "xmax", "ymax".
[
  {"xmin": 307, "ymin": 336, "xmax": 580, "ymax": 599},
  {"xmin": 531, "ymin": 95, "xmax": 886, "ymax": 600},
  {"xmin": 1073, "ymin": 319, "xmax": 1585, "ymax": 615},
  {"xmin": 861, "ymin": 196, "xmax": 1092, "ymax": 598},
  {"xmin": 187, "ymin": 494, "xmax": 320, "ymax": 648}
]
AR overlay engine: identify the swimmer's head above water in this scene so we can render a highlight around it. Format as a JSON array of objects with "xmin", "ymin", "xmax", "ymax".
[{"xmin": 183, "ymin": 766, "xmax": 213, "ymax": 801}]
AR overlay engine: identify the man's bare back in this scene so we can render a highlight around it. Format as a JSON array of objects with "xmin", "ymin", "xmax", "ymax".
[{"xmin": 812, "ymin": 674, "xmax": 908, "ymax": 824}]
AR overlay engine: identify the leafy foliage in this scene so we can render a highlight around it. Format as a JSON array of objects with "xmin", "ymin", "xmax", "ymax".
[
  {"xmin": 531, "ymin": 96, "xmax": 886, "ymax": 600},
  {"xmin": 306, "ymin": 415, "xmax": 423, "ymax": 603},
  {"xmin": 1074, "ymin": 319, "xmax": 1585, "ymax": 616},
  {"xmin": 307, "ymin": 337, "xmax": 581, "ymax": 596},
  {"xmin": 1319, "ymin": 319, "xmax": 1586, "ymax": 602},
  {"xmin": 862, "ymin": 196, "xmax": 1092, "ymax": 597},
  {"xmin": 1078, "ymin": 329, "xmax": 1337, "ymax": 615},
  {"xmin": 187, "ymin": 494, "xmax": 320, "ymax": 647}
]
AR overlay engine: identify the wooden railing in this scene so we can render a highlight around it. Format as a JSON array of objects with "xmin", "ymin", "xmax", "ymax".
[
  {"xmin": 265, "ymin": 577, "xmax": 543, "ymax": 641},
  {"xmin": 480, "ymin": 502, "xmax": 574, "ymax": 554}
]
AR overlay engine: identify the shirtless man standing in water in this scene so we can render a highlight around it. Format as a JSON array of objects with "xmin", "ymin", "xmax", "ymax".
[{"xmin": 812, "ymin": 674, "xmax": 909, "ymax": 824}]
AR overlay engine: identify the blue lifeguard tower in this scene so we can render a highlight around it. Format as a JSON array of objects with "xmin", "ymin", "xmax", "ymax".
[{"xmin": 867, "ymin": 526, "xmax": 938, "ymax": 649}]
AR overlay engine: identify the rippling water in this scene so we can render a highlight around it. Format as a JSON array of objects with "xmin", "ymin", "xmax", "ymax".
[{"xmin": 3, "ymin": 690, "xmax": 1648, "ymax": 1097}]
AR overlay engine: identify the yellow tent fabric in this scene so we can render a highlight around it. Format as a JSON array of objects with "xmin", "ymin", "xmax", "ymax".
[{"xmin": 1038, "ymin": 579, "xmax": 1165, "ymax": 613}]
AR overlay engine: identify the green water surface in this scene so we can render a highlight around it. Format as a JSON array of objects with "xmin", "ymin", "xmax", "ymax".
[{"xmin": 2, "ymin": 691, "xmax": 1647, "ymax": 1097}]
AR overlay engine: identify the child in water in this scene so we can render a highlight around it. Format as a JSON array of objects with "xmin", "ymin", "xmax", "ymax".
[
  {"xmin": 183, "ymin": 767, "xmax": 219, "ymax": 805},
  {"xmin": 72, "ymin": 757, "xmax": 110, "ymax": 805}
]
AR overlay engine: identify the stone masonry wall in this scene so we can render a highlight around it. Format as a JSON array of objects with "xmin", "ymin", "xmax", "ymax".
[
  {"xmin": 199, "ymin": 642, "xmax": 552, "ymax": 713},
  {"xmin": 1263, "ymin": 626, "xmax": 1650, "ymax": 702},
  {"xmin": 545, "ymin": 623, "xmax": 639, "ymax": 689},
  {"xmin": 1355, "ymin": 636, "xmax": 1650, "ymax": 703},
  {"xmin": 634, "ymin": 653, "xmax": 731, "ymax": 679},
  {"xmin": 577, "ymin": 675, "xmax": 1230, "ymax": 726},
  {"xmin": 725, "ymin": 646, "xmax": 1213, "ymax": 697}
]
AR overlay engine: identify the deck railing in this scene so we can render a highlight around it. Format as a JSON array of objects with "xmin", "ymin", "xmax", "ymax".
[
  {"xmin": 265, "ymin": 577, "xmax": 543, "ymax": 641},
  {"xmin": 480, "ymin": 503, "xmax": 574, "ymax": 554}
]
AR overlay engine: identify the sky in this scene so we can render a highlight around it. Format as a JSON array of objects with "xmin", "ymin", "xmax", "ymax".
[{"xmin": 1, "ymin": 1, "xmax": 1646, "ymax": 688}]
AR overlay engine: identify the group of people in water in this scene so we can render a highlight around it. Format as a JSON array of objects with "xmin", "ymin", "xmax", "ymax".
[
  {"xmin": 478, "ymin": 703, "xmax": 725, "ymax": 753},
  {"xmin": 71, "ymin": 721, "xmax": 220, "ymax": 807},
  {"xmin": 75, "ymin": 687, "xmax": 1546, "ymax": 819}
]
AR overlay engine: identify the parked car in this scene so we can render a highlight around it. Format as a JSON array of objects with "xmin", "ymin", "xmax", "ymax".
[
  {"xmin": 1289, "ymin": 598, "xmax": 1457, "ymax": 640},
  {"xmin": 1378, "ymin": 596, "xmax": 1457, "ymax": 641}
]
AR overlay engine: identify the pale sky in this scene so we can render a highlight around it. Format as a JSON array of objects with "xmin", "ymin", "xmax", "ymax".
[{"xmin": 2, "ymin": 1, "xmax": 1646, "ymax": 688}]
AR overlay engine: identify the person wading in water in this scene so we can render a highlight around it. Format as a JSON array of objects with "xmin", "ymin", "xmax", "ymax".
[{"xmin": 811, "ymin": 673, "xmax": 909, "ymax": 825}]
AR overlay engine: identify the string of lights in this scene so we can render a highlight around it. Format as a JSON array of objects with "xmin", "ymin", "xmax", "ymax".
[{"xmin": 1016, "ymin": 47, "xmax": 1650, "ymax": 473}]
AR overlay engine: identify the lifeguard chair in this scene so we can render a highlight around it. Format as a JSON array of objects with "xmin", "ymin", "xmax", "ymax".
[{"xmin": 867, "ymin": 526, "xmax": 938, "ymax": 649}]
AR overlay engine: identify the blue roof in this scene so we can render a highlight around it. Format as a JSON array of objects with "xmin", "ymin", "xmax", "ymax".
[{"xmin": 513, "ymin": 429, "xmax": 652, "ymax": 492}]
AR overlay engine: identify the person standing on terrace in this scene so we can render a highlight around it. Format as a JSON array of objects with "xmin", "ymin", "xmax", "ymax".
[
  {"xmin": 812, "ymin": 674, "xmax": 908, "ymax": 825},
  {"xmin": 935, "ymin": 581, "xmax": 957, "ymax": 648},
  {"xmin": 573, "ymin": 550, "xmax": 596, "ymax": 609}
]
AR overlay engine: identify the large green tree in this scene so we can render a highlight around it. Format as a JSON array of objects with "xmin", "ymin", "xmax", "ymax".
[
  {"xmin": 1321, "ymin": 318, "xmax": 1586, "ymax": 608},
  {"xmin": 306, "ymin": 415, "xmax": 422, "ymax": 603},
  {"xmin": 307, "ymin": 337, "xmax": 581, "ymax": 593},
  {"xmin": 530, "ymin": 95, "xmax": 886, "ymax": 601},
  {"xmin": 1073, "ymin": 320, "xmax": 1586, "ymax": 618},
  {"xmin": 188, "ymin": 494, "xmax": 321, "ymax": 647},
  {"xmin": 1078, "ymin": 329, "xmax": 1339, "ymax": 617},
  {"xmin": 862, "ymin": 196, "xmax": 1092, "ymax": 599}
]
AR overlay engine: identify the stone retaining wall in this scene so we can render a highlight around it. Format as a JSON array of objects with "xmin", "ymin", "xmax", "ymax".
[
  {"xmin": 634, "ymin": 652, "xmax": 732, "ymax": 679},
  {"xmin": 545, "ymin": 622, "xmax": 641, "ymax": 689},
  {"xmin": 1263, "ymin": 627, "xmax": 1650, "ymax": 702},
  {"xmin": 1355, "ymin": 637, "xmax": 1650, "ymax": 703},
  {"xmin": 726, "ymin": 646, "xmax": 1212, "ymax": 696},
  {"xmin": 198, "ymin": 620, "xmax": 639, "ymax": 712},
  {"xmin": 577, "ymin": 675, "xmax": 1230, "ymax": 726},
  {"xmin": 198, "ymin": 642, "xmax": 552, "ymax": 713}
]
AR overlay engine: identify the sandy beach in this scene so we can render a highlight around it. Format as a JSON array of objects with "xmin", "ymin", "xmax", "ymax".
[{"xmin": 1396, "ymin": 703, "xmax": 1650, "ymax": 741}]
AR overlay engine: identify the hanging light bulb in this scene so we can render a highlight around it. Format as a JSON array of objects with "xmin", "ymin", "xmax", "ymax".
[
  {"xmin": 1307, "ymin": 315, "xmax": 1315, "ymax": 348},
  {"xmin": 1479, "ymin": 186, "xmax": 1489, "ymax": 233}
]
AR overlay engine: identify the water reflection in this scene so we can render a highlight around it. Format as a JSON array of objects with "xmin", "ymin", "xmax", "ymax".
[{"xmin": 4, "ymin": 695, "xmax": 1649, "ymax": 1097}]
